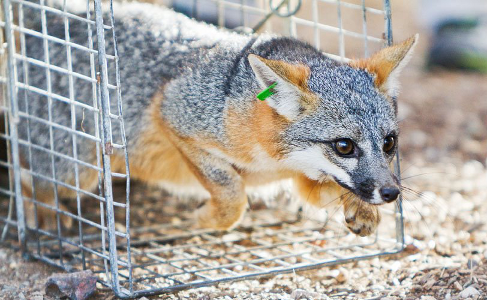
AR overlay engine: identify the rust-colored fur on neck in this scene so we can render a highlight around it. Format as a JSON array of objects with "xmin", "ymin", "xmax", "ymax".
[{"xmin": 115, "ymin": 92, "xmax": 202, "ymax": 190}]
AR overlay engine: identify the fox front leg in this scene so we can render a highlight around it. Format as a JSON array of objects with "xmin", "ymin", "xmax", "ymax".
[
  {"xmin": 342, "ymin": 197, "xmax": 381, "ymax": 237},
  {"xmin": 193, "ymin": 161, "xmax": 247, "ymax": 230},
  {"xmin": 174, "ymin": 144, "xmax": 248, "ymax": 230}
]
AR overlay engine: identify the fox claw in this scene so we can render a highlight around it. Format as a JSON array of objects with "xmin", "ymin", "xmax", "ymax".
[{"xmin": 343, "ymin": 200, "xmax": 381, "ymax": 237}]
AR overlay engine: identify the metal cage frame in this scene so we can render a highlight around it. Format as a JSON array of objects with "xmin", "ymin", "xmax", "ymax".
[{"xmin": 0, "ymin": 0, "xmax": 404, "ymax": 298}]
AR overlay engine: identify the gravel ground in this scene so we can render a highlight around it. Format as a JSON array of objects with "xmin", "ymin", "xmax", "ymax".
[
  {"xmin": 1, "ymin": 154, "xmax": 486, "ymax": 300},
  {"xmin": 2, "ymin": 1, "xmax": 487, "ymax": 300}
]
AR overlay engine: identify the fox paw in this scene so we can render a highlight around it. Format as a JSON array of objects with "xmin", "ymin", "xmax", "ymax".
[
  {"xmin": 25, "ymin": 202, "xmax": 73, "ymax": 231},
  {"xmin": 195, "ymin": 200, "xmax": 246, "ymax": 231},
  {"xmin": 343, "ymin": 201, "xmax": 381, "ymax": 237}
]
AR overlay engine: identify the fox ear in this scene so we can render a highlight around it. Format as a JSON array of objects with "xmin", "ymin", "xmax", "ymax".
[
  {"xmin": 248, "ymin": 54, "xmax": 312, "ymax": 120},
  {"xmin": 350, "ymin": 34, "xmax": 418, "ymax": 98}
]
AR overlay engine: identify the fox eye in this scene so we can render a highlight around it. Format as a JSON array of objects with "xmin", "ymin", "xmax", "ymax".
[
  {"xmin": 383, "ymin": 135, "xmax": 396, "ymax": 153},
  {"xmin": 334, "ymin": 139, "xmax": 355, "ymax": 156}
]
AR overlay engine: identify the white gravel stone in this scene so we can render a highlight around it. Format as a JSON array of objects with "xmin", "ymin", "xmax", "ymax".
[{"xmin": 459, "ymin": 286, "xmax": 480, "ymax": 298}]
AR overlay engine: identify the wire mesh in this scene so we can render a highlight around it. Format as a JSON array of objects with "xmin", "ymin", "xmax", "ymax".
[
  {"xmin": 0, "ymin": 0, "xmax": 403, "ymax": 298},
  {"xmin": 0, "ymin": 0, "xmax": 131, "ymax": 293},
  {"xmin": 169, "ymin": 0, "xmax": 388, "ymax": 61}
]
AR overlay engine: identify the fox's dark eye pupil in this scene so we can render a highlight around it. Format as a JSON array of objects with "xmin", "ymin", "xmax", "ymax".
[
  {"xmin": 383, "ymin": 136, "xmax": 395, "ymax": 153},
  {"xmin": 335, "ymin": 139, "xmax": 354, "ymax": 156}
]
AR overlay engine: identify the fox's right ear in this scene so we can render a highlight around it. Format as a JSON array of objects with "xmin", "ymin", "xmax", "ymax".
[
  {"xmin": 350, "ymin": 34, "xmax": 418, "ymax": 98},
  {"xmin": 248, "ymin": 54, "xmax": 314, "ymax": 120}
]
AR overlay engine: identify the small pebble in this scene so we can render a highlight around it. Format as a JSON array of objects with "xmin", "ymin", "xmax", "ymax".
[
  {"xmin": 392, "ymin": 278, "xmax": 400, "ymax": 286},
  {"xmin": 459, "ymin": 286, "xmax": 480, "ymax": 298},
  {"xmin": 371, "ymin": 285, "xmax": 385, "ymax": 291},
  {"xmin": 336, "ymin": 269, "xmax": 348, "ymax": 283},
  {"xmin": 291, "ymin": 289, "xmax": 318, "ymax": 300},
  {"xmin": 454, "ymin": 281, "xmax": 463, "ymax": 291},
  {"xmin": 328, "ymin": 269, "xmax": 340, "ymax": 278},
  {"xmin": 428, "ymin": 240, "xmax": 436, "ymax": 249},
  {"xmin": 31, "ymin": 295, "xmax": 43, "ymax": 300}
]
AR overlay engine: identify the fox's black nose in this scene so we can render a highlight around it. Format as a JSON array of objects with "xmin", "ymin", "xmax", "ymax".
[{"xmin": 379, "ymin": 187, "xmax": 400, "ymax": 202}]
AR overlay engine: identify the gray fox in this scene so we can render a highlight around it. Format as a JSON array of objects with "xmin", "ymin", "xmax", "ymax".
[{"xmin": 11, "ymin": 1, "xmax": 417, "ymax": 236}]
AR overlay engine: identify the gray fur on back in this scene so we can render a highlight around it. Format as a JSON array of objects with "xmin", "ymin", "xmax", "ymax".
[{"xmin": 18, "ymin": 2, "xmax": 252, "ymax": 182}]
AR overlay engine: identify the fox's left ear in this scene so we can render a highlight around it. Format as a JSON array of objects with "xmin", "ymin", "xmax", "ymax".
[
  {"xmin": 248, "ymin": 54, "xmax": 316, "ymax": 120},
  {"xmin": 350, "ymin": 34, "xmax": 418, "ymax": 98}
]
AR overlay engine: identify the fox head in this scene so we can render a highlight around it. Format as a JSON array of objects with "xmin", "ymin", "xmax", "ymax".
[{"xmin": 248, "ymin": 35, "xmax": 418, "ymax": 205}]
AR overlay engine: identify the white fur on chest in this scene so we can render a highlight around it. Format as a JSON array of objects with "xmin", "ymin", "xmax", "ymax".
[
  {"xmin": 207, "ymin": 145, "xmax": 284, "ymax": 173},
  {"xmin": 247, "ymin": 145, "xmax": 284, "ymax": 172}
]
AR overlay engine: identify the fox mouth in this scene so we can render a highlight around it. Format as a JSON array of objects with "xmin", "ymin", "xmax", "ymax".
[
  {"xmin": 331, "ymin": 176, "xmax": 385, "ymax": 206},
  {"xmin": 331, "ymin": 176, "xmax": 352, "ymax": 191}
]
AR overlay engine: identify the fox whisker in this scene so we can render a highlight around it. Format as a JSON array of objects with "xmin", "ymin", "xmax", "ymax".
[
  {"xmin": 400, "ymin": 171, "xmax": 448, "ymax": 181},
  {"xmin": 398, "ymin": 184, "xmax": 452, "ymax": 234}
]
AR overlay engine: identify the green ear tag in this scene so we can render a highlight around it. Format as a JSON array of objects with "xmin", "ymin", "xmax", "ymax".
[{"xmin": 256, "ymin": 82, "xmax": 277, "ymax": 101}]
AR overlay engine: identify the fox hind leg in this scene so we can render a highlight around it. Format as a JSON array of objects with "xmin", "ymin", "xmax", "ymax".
[
  {"xmin": 21, "ymin": 175, "xmax": 73, "ymax": 232},
  {"xmin": 21, "ymin": 167, "xmax": 99, "ymax": 232}
]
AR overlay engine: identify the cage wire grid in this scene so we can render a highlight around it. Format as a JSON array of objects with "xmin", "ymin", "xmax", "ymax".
[{"xmin": 0, "ymin": 0, "xmax": 404, "ymax": 298}]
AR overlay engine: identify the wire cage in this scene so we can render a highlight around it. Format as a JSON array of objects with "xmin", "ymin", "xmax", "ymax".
[{"xmin": 0, "ymin": 0, "xmax": 404, "ymax": 298}]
